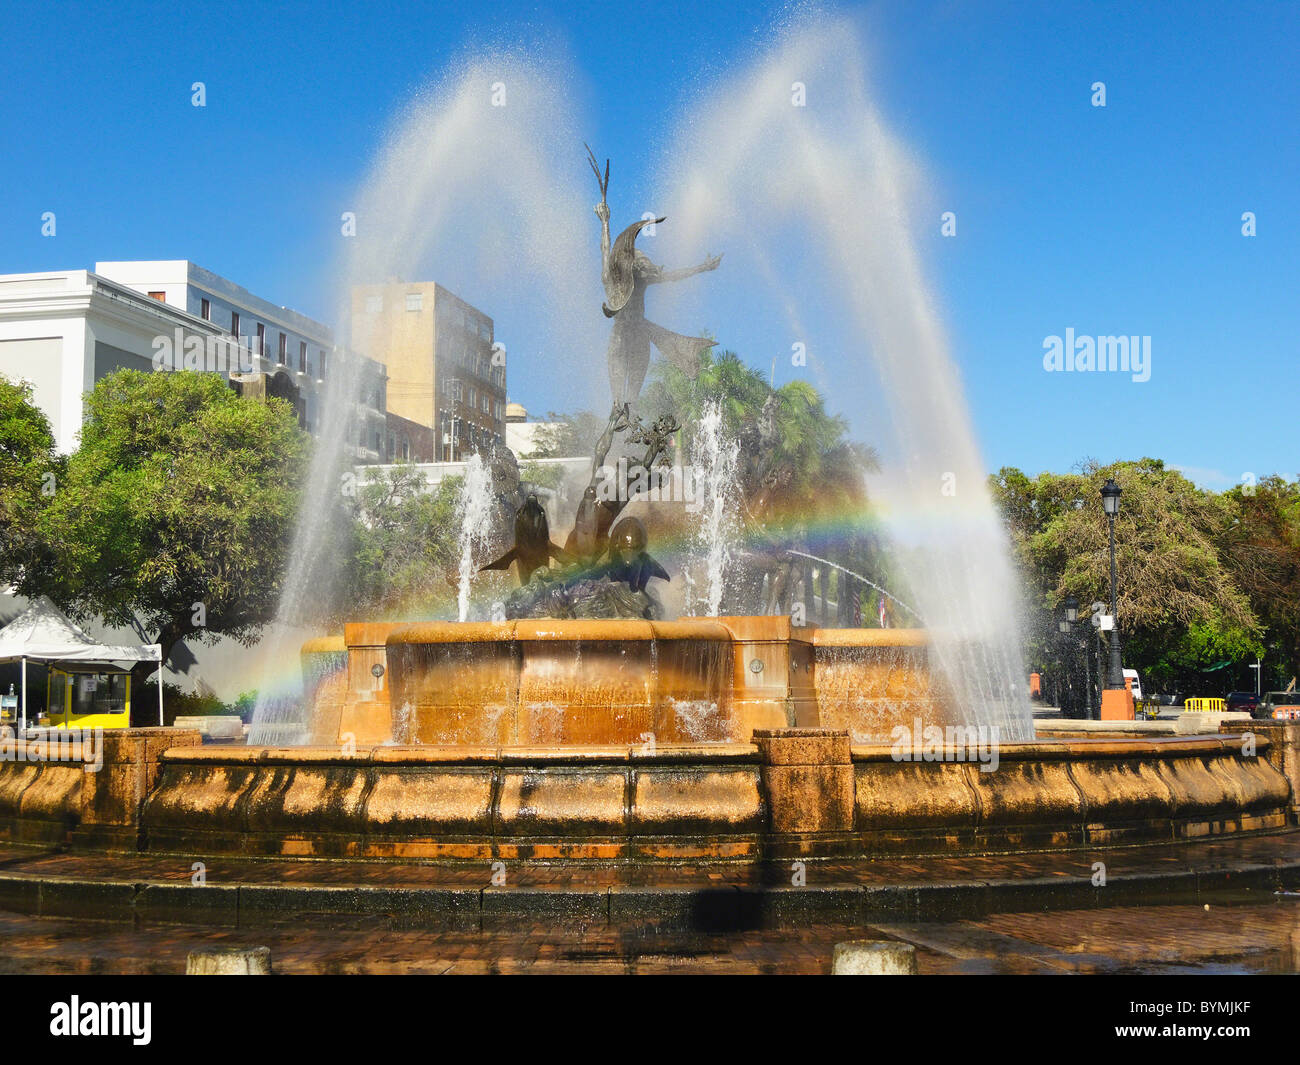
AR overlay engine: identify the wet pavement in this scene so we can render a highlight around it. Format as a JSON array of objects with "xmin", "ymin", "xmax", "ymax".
[
  {"xmin": 1, "ymin": 831, "xmax": 1298, "ymax": 890},
  {"xmin": 1, "ymin": 834, "xmax": 1298, "ymax": 973},
  {"xmin": 0, "ymin": 893, "xmax": 1295, "ymax": 974}
]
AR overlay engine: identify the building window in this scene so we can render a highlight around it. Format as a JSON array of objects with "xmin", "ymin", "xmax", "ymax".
[
  {"xmin": 200, "ymin": 298, "xmax": 210, "ymax": 321},
  {"xmin": 468, "ymin": 387, "xmax": 477, "ymax": 408},
  {"xmin": 299, "ymin": 341, "xmax": 307, "ymax": 372},
  {"xmin": 231, "ymin": 311, "xmax": 240, "ymax": 338},
  {"xmin": 365, "ymin": 295, "xmax": 382, "ymax": 313},
  {"xmin": 406, "ymin": 292, "xmax": 423, "ymax": 312},
  {"xmin": 451, "ymin": 379, "xmax": 462, "ymax": 402},
  {"xmin": 482, "ymin": 394, "xmax": 490, "ymax": 414},
  {"xmin": 148, "ymin": 291, "xmax": 166, "ymax": 302},
  {"xmin": 256, "ymin": 323, "xmax": 265, "ymax": 356},
  {"xmin": 319, "ymin": 350, "xmax": 327, "ymax": 379},
  {"xmin": 278, "ymin": 332, "xmax": 287, "ymax": 364}
]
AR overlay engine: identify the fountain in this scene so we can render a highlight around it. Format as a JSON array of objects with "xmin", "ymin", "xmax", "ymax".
[
  {"xmin": 201, "ymin": 131, "xmax": 1286, "ymax": 867},
  {"xmin": 454, "ymin": 453, "xmax": 494, "ymax": 622},
  {"xmin": 691, "ymin": 399, "xmax": 740, "ymax": 617},
  {"xmin": 0, "ymin": 23, "xmax": 1292, "ymax": 892},
  {"xmin": 291, "ymin": 139, "xmax": 996, "ymax": 751}
]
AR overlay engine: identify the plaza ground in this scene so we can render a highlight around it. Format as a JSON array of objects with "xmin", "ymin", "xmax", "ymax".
[
  {"xmin": 0, "ymin": 893, "xmax": 1294, "ymax": 975},
  {"xmin": 0, "ymin": 833, "xmax": 1296, "ymax": 974}
]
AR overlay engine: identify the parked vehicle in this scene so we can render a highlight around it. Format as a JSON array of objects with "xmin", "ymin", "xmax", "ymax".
[
  {"xmin": 1258, "ymin": 691, "xmax": 1300, "ymax": 721},
  {"xmin": 1122, "ymin": 669, "xmax": 1143, "ymax": 702},
  {"xmin": 1226, "ymin": 691, "xmax": 1260, "ymax": 716}
]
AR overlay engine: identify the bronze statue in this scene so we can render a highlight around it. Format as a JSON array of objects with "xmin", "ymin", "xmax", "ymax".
[
  {"xmin": 601, "ymin": 517, "xmax": 669, "ymax": 593},
  {"xmin": 480, "ymin": 494, "xmax": 568, "ymax": 584},
  {"xmin": 471, "ymin": 149, "xmax": 715, "ymax": 618},
  {"xmin": 587, "ymin": 145, "xmax": 722, "ymax": 405}
]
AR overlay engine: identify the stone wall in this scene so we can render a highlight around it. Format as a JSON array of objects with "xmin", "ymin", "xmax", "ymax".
[
  {"xmin": 0, "ymin": 728, "xmax": 201, "ymax": 850},
  {"xmin": 138, "ymin": 729, "xmax": 1291, "ymax": 863}
]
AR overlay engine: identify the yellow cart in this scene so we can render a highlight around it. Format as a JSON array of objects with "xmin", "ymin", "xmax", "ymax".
[{"xmin": 41, "ymin": 668, "xmax": 133, "ymax": 730}]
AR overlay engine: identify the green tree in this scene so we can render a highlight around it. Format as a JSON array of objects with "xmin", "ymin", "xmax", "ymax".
[
  {"xmin": 645, "ymin": 350, "xmax": 884, "ymax": 616},
  {"xmin": 22, "ymin": 370, "xmax": 309, "ymax": 680},
  {"xmin": 1219, "ymin": 476, "xmax": 1300, "ymax": 687},
  {"xmin": 645, "ymin": 350, "xmax": 879, "ymax": 520},
  {"xmin": 0, "ymin": 376, "xmax": 61, "ymax": 587},
  {"xmin": 347, "ymin": 464, "xmax": 464, "ymax": 618},
  {"xmin": 991, "ymin": 458, "xmax": 1261, "ymax": 692}
]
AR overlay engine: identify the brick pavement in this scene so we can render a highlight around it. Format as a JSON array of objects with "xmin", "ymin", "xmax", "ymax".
[
  {"xmin": 0, "ymin": 831, "xmax": 1297, "ymax": 891},
  {"xmin": 0, "ymin": 897, "xmax": 1294, "ymax": 974},
  {"xmin": 0, "ymin": 834, "xmax": 1297, "ymax": 974}
]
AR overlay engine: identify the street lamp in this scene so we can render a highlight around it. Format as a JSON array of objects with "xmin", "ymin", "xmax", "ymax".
[
  {"xmin": 1061, "ymin": 595, "xmax": 1082, "ymax": 719},
  {"xmin": 1057, "ymin": 615, "xmax": 1074, "ymax": 717},
  {"xmin": 1099, "ymin": 478, "xmax": 1125, "ymax": 693}
]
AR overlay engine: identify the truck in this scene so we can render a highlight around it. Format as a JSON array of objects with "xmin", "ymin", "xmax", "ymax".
[{"xmin": 1257, "ymin": 691, "xmax": 1300, "ymax": 721}]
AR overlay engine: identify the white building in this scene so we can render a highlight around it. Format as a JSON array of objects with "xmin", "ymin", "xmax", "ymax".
[
  {"xmin": 96, "ymin": 261, "xmax": 388, "ymax": 457},
  {"xmin": 0, "ymin": 262, "xmax": 388, "ymax": 459},
  {"xmin": 504, "ymin": 401, "xmax": 559, "ymax": 458}
]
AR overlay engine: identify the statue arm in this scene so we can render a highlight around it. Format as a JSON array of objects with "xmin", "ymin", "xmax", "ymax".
[
  {"xmin": 586, "ymin": 144, "xmax": 613, "ymax": 285},
  {"xmin": 648, "ymin": 254, "xmax": 722, "ymax": 285},
  {"xmin": 588, "ymin": 403, "xmax": 628, "ymax": 485}
]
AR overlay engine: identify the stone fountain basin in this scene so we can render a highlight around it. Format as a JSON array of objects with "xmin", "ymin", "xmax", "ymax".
[
  {"xmin": 127, "ymin": 729, "xmax": 1293, "ymax": 863},
  {"xmin": 305, "ymin": 618, "xmax": 961, "ymax": 748},
  {"xmin": 386, "ymin": 619, "xmax": 737, "ymax": 746},
  {"xmin": 0, "ymin": 725, "xmax": 1292, "ymax": 866}
]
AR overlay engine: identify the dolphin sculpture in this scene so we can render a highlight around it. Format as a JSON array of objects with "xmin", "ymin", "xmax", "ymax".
[
  {"xmin": 480, "ymin": 494, "xmax": 569, "ymax": 584},
  {"xmin": 601, "ymin": 517, "xmax": 669, "ymax": 593}
]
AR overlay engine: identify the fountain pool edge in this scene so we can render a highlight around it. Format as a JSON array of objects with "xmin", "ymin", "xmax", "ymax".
[{"xmin": 0, "ymin": 726, "xmax": 1289, "ymax": 864}]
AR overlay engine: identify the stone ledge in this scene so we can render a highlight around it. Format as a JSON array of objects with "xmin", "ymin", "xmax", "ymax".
[{"xmin": 0, "ymin": 847, "xmax": 1295, "ymax": 929}]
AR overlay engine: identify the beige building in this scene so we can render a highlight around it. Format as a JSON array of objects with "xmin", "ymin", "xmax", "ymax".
[{"xmin": 351, "ymin": 282, "xmax": 506, "ymax": 462}]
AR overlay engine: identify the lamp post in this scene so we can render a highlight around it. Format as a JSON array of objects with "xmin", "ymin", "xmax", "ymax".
[
  {"xmin": 1063, "ymin": 595, "xmax": 1079, "ymax": 625},
  {"xmin": 1062, "ymin": 596, "xmax": 1082, "ymax": 719},
  {"xmin": 1058, "ymin": 616, "xmax": 1073, "ymax": 716},
  {"xmin": 1093, "ymin": 607, "xmax": 1105, "ymax": 717},
  {"xmin": 1100, "ymin": 478, "xmax": 1124, "ymax": 690}
]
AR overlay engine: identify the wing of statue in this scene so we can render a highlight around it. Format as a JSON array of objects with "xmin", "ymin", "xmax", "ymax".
[
  {"xmin": 602, "ymin": 217, "xmax": 663, "ymax": 316},
  {"xmin": 644, "ymin": 321, "xmax": 716, "ymax": 378}
]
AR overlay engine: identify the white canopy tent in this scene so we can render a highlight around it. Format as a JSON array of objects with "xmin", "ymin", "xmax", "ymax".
[{"xmin": 0, "ymin": 597, "xmax": 162, "ymax": 730}]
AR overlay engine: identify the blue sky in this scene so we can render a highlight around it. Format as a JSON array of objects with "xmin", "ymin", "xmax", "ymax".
[{"xmin": 2, "ymin": 0, "xmax": 1296, "ymax": 486}]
